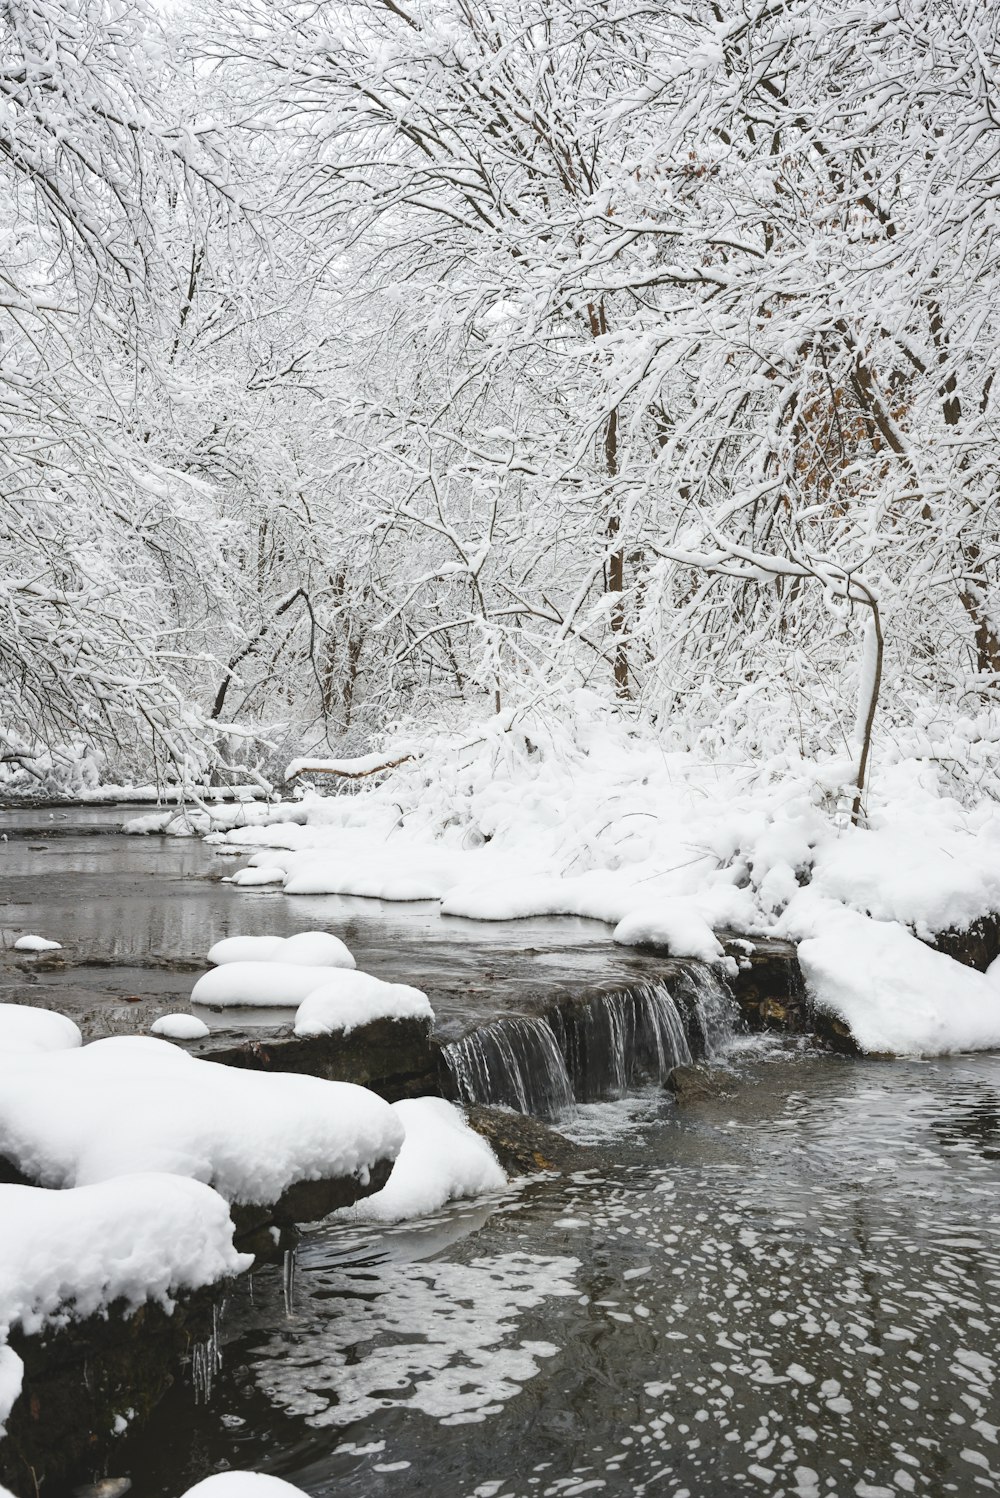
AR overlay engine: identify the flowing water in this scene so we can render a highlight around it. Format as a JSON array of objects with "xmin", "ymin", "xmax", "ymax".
[
  {"xmin": 4, "ymin": 807, "xmax": 1000, "ymax": 1498},
  {"xmin": 104, "ymin": 1042, "xmax": 1000, "ymax": 1498}
]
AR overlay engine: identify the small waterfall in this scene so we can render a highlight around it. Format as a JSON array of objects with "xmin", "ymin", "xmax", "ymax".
[
  {"xmin": 555, "ymin": 981, "xmax": 693, "ymax": 1102},
  {"xmin": 677, "ymin": 965, "xmax": 739, "ymax": 1059},
  {"xmin": 442, "ymin": 968, "xmax": 738, "ymax": 1121},
  {"xmin": 443, "ymin": 1017, "xmax": 575, "ymax": 1119}
]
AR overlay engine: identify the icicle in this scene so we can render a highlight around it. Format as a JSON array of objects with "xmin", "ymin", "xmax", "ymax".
[{"xmin": 283, "ymin": 1246, "xmax": 296, "ymax": 1316}]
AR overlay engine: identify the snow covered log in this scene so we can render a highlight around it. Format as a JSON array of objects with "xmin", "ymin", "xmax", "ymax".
[{"xmin": 284, "ymin": 753, "xmax": 414, "ymax": 781}]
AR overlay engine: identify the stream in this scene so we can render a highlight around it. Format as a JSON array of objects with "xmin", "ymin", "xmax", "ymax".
[{"xmin": 3, "ymin": 807, "xmax": 1000, "ymax": 1498}]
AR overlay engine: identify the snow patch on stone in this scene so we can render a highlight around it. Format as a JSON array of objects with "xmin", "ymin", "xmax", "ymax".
[
  {"xmin": 799, "ymin": 909, "xmax": 1000, "ymax": 1055},
  {"xmin": 151, "ymin": 1013, "xmax": 211, "ymax": 1041},
  {"xmin": 612, "ymin": 898, "xmax": 731, "ymax": 968},
  {"xmin": 192, "ymin": 961, "xmax": 349, "ymax": 1008},
  {"xmin": 12, "ymin": 935, "xmax": 61, "ymax": 953}
]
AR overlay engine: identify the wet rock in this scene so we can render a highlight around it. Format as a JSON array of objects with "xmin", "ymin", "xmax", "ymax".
[
  {"xmin": 927, "ymin": 912, "xmax": 1000, "ymax": 972},
  {"xmin": 228, "ymin": 1154, "xmax": 396, "ymax": 1257},
  {"xmin": 667, "ymin": 1063, "xmax": 736, "ymax": 1104},
  {"xmin": 725, "ymin": 939, "xmax": 808, "ymax": 1032},
  {"xmin": 463, "ymin": 1104, "xmax": 589, "ymax": 1174},
  {"xmin": 186, "ymin": 1014, "xmax": 438, "ymax": 1101}
]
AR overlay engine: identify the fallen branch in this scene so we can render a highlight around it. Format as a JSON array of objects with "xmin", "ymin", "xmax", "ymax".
[{"xmin": 285, "ymin": 753, "xmax": 414, "ymax": 781}]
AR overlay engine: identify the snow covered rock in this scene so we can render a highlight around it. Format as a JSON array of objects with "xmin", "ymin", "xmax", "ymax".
[
  {"xmin": 182, "ymin": 1475, "xmax": 308, "ymax": 1498},
  {"xmin": 150, "ymin": 1013, "xmax": 211, "ymax": 1041},
  {"xmin": 0, "ymin": 1173, "xmax": 249, "ymax": 1433},
  {"xmin": 192, "ymin": 961, "xmax": 352, "ymax": 1008},
  {"xmin": 799, "ymin": 911, "xmax": 1000, "ymax": 1055},
  {"xmin": 12, "ymin": 935, "xmax": 61, "ymax": 953},
  {"xmin": 0, "ymin": 1035, "xmax": 403, "ymax": 1210},
  {"xmin": 0, "ymin": 1004, "xmax": 81, "ymax": 1054},
  {"xmin": 207, "ymin": 932, "xmax": 355, "ymax": 969},
  {"xmin": 342, "ymin": 1098, "xmax": 506, "ymax": 1224},
  {"xmin": 293, "ymin": 971, "xmax": 433, "ymax": 1038}
]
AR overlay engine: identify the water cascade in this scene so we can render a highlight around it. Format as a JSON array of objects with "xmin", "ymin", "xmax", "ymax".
[
  {"xmin": 677, "ymin": 964, "xmax": 738, "ymax": 1059},
  {"xmin": 553, "ymin": 980, "xmax": 693, "ymax": 1101},
  {"xmin": 442, "ymin": 967, "xmax": 737, "ymax": 1120},
  {"xmin": 443, "ymin": 1016, "xmax": 575, "ymax": 1118}
]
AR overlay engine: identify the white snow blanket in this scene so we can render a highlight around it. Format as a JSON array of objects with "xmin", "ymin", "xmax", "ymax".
[
  {"xmin": 342, "ymin": 1099, "xmax": 506, "ymax": 1223},
  {"xmin": 0, "ymin": 1173, "xmax": 249, "ymax": 1433},
  {"xmin": 210, "ymin": 711, "xmax": 1000, "ymax": 1056},
  {"xmin": 0, "ymin": 1004, "xmax": 81, "ymax": 1054},
  {"xmin": 207, "ymin": 932, "xmax": 354, "ymax": 969},
  {"xmin": 294, "ymin": 971, "xmax": 433, "ymax": 1037},
  {"xmin": 0, "ymin": 1035, "xmax": 403, "ymax": 1205}
]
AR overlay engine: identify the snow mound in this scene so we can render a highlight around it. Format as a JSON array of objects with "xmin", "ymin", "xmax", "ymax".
[
  {"xmin": 207, "ymin": 932, "xmax": 354, "ymax": 969},
  {"xmin": 799, "ymin": 910, "xmax": 1000, "ymax": 1055},
  {"xmin": 0, "ymin": 1004, "xmax": 82, "ymax": 1053},
  {"xmin": 151, "ymin": 1013, "xmax": 211, "ymax": 1041},
  {"xmin": 342, "ymin": 1098, "xmax": 506, "ymax": 1223},
  {"xmin": 182, "ymin": 1476, "xmax": 307, "ymax": 1498},
  {"xmin": 0, "ymin": 1173, "xmax": 249, "ymax": 1432},
  {"xmin": 294, "ymin": 971, "xmax": 433, "ymax": 1038},
  {"xmin": 228, "ymin": 866, "xmax": 286, "ymax": 887},
  {"xmin": 0, "ymin": 1035, "xmax": 403, "ymax": 1206},
  {"xmin": 192, "ymin": 962, "xmax": 350, "ymax": 1008},
  {"xmin": 12, "ymin": 935, "xmax": 61, "ymax": 953}
]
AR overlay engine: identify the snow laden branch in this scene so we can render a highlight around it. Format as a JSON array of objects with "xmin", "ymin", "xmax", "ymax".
[{"xmin": 647, "ymin": 526, "xmax": 883, "ymax": 822}]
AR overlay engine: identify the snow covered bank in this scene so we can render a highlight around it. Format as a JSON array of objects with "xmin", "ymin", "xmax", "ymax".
[
  {"xmin": 0, "ymin": 1035, "xmax": 403, "ymax": 1205},
  {"xmin": 0, "ymin": 1173, "xmax": 249, "ymax": 1432},
  {"xmin": 202, "ymin": 705, "xmax": 1000, "ymax": 1056}
]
